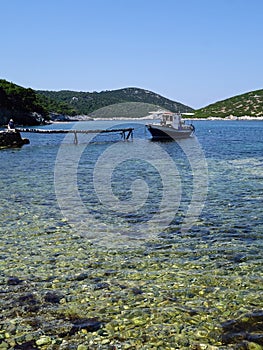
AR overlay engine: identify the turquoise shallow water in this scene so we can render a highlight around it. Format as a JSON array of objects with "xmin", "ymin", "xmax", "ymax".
[{"xmin": 0, "ymin": 120, "xmax": 262, "ymax": 349}]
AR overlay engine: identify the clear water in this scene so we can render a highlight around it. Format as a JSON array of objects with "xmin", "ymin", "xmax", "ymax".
[{"xmin": 0, "ymin": 120, "xmax": 262, "ymax": 349}]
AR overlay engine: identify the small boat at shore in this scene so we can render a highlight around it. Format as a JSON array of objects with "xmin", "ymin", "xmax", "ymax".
[{"xmin": 146, "ymin": 111, "xmax": 195, "ymax": 140}]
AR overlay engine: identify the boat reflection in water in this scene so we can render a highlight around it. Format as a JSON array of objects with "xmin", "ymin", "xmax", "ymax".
[{"xmin": 146, "ymin": 110, "xmax": 195, "ymax": 140}]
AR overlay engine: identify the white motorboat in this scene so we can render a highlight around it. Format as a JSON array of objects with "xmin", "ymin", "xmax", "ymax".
[{"xmin": 146, "ymin": 111, "xmax": 195, "ymax": 140}]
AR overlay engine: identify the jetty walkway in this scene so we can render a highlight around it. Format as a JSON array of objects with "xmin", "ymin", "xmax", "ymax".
[{"xmin": 16, "ymin": 127, "xmax": 134, "ymax": 144}]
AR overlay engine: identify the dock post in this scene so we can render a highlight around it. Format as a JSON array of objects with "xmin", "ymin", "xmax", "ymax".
[
  {"xmin": 74, "ymin": 131, "xmax": 78, "ymax": 145},
  {"xmin": 126, "ymin": 129, "xmax": 132, "ymax": 140}
]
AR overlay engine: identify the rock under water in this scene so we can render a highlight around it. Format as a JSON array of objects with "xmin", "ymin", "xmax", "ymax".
[{"xmin": 221, "ymin": 310, "xmax": 263, "ymax": 347}]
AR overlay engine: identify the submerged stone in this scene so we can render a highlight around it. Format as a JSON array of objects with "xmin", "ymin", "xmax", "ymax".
[
  {"xmin": 7, "ymin": 276, "xmax": 23, "ymax": 285},
  {"xmin": 94, "ymin": 282, "xmax": 110, "ymax": 290},
  {"xmin": 14, "ymin": 340, "xmax": 38, "ymax": 349},
  {"xmin": 36, "ymin": 336, "xmax": 52, "ymax": 346},
  {"xmin": 131, "ymin": 287, "xmax": 143, "ymax": 295},
  {"xmin": 221, "ymin": 310, "xmax": 263, "ymax": 346},
  {"xmin": 69, "ymin": 318, "xmax": 103, "ymax": 335},
  {"xmin": 68, "ymin": 272, "xmax": 89, "ymax": 281},
  {"xmin": 44, "ymin": 291, "xmax": 64, "ymax": 304},
  {"xmin": 17, "ymin": 293, "xmax": 41, "ymax": 313}
]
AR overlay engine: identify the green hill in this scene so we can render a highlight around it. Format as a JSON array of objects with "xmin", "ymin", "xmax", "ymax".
[
  {"xmin": 0, "ymin": 79, "xmax": 46, "ymax": 126},
  {"xmin": 37, "ymin": 87, "xmax": 194, "ymax": 118},
  {"xmin": 2, "ymin": 78, "xmax": 263, "ymax": 125},
  {"xmin": 0, "ymin": 79, "xmax": 74, "ymax": 126},
  {"xmin": 0, "ymin": 80, "xmax": 193, "ymax": 125},
  {"xmin": 88, "ymin": 102, "xmax": 167, "ymax": 119},
  {"xmin": 195, "ymin": 89, "xmax": 263, "ymax": 118}
]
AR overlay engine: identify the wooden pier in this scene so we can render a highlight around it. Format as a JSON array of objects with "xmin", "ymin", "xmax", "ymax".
[{"xmin": 16, "ymin": 127, "xmax": 134, "ymax": 144}]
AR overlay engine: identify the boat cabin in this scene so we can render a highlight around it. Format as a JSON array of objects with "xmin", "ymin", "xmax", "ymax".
[{"xmin": 160, "ymin": 112, "xmax": 182, "ymax": 129}]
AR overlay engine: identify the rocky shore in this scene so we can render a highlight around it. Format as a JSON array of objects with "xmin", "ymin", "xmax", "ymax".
[{"xmin": 0, "ymin": 130, "xmax": 29, "ymax": 148}]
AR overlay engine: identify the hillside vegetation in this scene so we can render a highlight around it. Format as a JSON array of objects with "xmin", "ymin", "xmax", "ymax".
[
  {"xmin": 37, "ymin": 87, "xmax": 194, "ymax": 117},
  {"xmin": 0, "ymin": 79, "xmax": 47, "ymax": 126},
  {"xmin": 1, "ymin": 78, "xmax": 263, "ymax": 126},
  {"xmin": 0, "ymin": 79, "xmax": 194, "ymax": 125},
  {"xmin": 0, "ymin": 79, "xmax": 74, "ymax": 126},
  {"xmin": 88, "ymin": 102, "xmax": 168, "ymax": 119},
  {"xmin": 195, "ymin": 89, "xmax": 263, "ymax": 118}
]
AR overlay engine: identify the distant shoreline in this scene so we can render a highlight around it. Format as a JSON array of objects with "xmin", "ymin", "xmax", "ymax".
[
  {"xmin": 52, "ymin": 116, "xmax": 263, "ymax": 123},
  {"xmin": 118, "ymin": 116, "xmax": 263, "ymax": 121},
  {"xmin": 189, "ymin": 116, "xmax": 263, "ymax": 121}
]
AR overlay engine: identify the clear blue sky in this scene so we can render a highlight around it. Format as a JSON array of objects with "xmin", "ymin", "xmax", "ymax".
[{"xmin": 1, "ymin": 0, "xmax": 263, "ymax": 109}]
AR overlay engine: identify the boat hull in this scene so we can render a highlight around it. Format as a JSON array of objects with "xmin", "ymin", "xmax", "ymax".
[{"xmin": 146, "ymin": 124, "xmax": 193, "ymax": 140}]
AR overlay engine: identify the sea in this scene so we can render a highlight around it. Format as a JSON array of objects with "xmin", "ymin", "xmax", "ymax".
[{"xmin": 0, "ymin": 119, "xmax": 262, "ymax": 349}]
